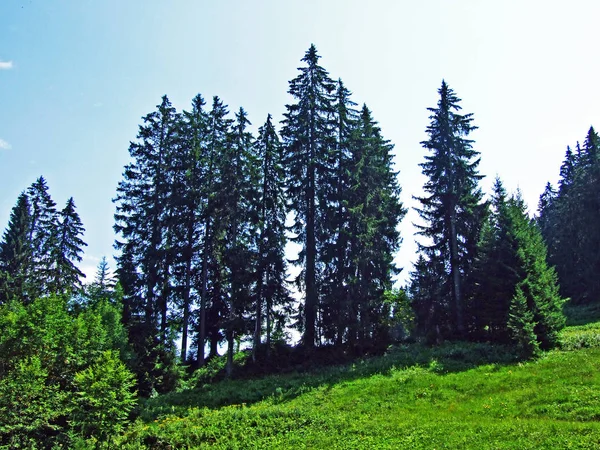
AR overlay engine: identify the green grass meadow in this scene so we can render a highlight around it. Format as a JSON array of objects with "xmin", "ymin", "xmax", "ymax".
[{"xmin": 117, "ymin": 306, "xmax": 600, "ymax": 449}]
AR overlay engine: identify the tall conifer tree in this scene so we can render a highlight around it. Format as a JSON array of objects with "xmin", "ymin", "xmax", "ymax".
[
  {"xmin": 218, "ymin": 107, "xmax": 258, "ymax": 376},
  {"xmin": 414, "ymin": 81, "xmax": 486, "ymax": 338},
  {"xmin": 173, "ymin": 94, "xmax": 209, "ymax": 363},
  {"xmin": 113, "ymin": 95, "xmax": 180, "ymax": 393},
  {"xmin": 548, "ymin": 146, "xmax": 580, "ymax": 299},
  {"xmin": 49, "ymin": 197, "xmax": 87, "ymax": 295},
  {"xmin": 253, "ymin": 114, "xmax": 291, "ymax": 359},
  {"xmin": 195, "ymin": 96, "xmax": 233, "ymax": 366},
  {"xmin": 281, "ymin": 44, "xmax": 335, "ymax": 348},
  {"xmin": 319, "ymin": 79, "xmax": 358, "ymax": 345},
  {"xmin": 344, "ymin": 105, "xmax": 405, "ymax": 347},
  {"xmin": 0, "ymin": 193, "xmax": 33, "ymax": 303},
  {"xmin": 27, "ymin": 176, "xmax": 59, "ymax": 296}
]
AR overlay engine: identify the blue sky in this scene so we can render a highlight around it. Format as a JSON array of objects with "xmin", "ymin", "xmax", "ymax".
[{"xmin": 1, "ymin": 0, "xmax": 599, "ymax": 283}]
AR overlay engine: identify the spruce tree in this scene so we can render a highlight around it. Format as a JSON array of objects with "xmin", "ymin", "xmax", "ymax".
[
  {"xmin": 0, "ymin": 193, "xmax": 33, "ymax": 303},
  {"xmin": 195, "ymin": 96, "xmax": 233, "ymax": 366},
  {"xmin": 113, "ymin": 95, "xmax": 180, "ymax": 393},
  {"xmin": 509, "ymin": 193, "xmax": 565, "ymax": 350},
  {"xmin": 218, "ymin": 107, "xmax": 258, "ymax": 376},
  {"xmin": 115, "ymin": 94, "xmax": 179, "ymax": 331},
  {"xmin": 507, "ymin": 286, "xmax": 539, "ymax": 356},
  {"xmin": 319, "ymin": 79, "xmax": 358, "ymax": 346},
  {"xmin": 545, "ymin": 146, "xmax": 580, "ymax": 299},
  {"xmin": 253, "ymin": 114, "xmax": 291, "ymax": 360},
  {"xmin": 414, "ymin": 81, "xmax": 486, "ymax": 339},
  {"xmin": 86, "ymin": 256, "xmax": 117, "ymax": 304},
  {"xmin": 48, "ymin": 197, "xmax": 87, "ymax": 295},
  {"xmin": 281, "ymin": 44, "xmax": 335, "ymax": 348},
  {"xmin": 467, "ymin": 178, "xmax": 517, "ymax": 342},
  {"xmin": 536, "ymin": 182, "xmax": 557, "ymax": 245},
  {"xmin": 344, "ymin": 105, "xmax": 405, "ymax": 348},
  {"xmin": 27, "ymin": 176, "xmax": 59, "ymax": 297},
  {"xmin": 470, "ymin": 180, "xmax": 565, "ymax": 350},
  {"xmin": 174, "ymin": 94, "xmax": 209, "ymax": 363}
]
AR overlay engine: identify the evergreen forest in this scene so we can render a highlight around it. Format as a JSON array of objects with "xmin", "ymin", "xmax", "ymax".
[{"xmin": 1, "ymin": 45, "xmax": 599, "ymax": 448}]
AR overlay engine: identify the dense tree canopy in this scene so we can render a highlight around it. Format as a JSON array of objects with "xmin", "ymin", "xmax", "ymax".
[{"xmin": 538, "ymin": 127, "xmax": 600, "ymax": 305}]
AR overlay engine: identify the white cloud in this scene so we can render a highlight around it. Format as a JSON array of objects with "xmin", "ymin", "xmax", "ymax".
[
  {"xmin": 0, "ymin": 60, "xmax": 13, "ymax": 70},
  {"xmin": 80, "ymin": 265, "xmax": 97, "ymax": 283},
  {"xmin": 0, "ymin": 139, "xmax": 11, "ymax": 150}
]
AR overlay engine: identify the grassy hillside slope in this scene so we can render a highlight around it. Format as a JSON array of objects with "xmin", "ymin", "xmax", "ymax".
[{"xmin": 119, "ymin": 307, "xmax": 600, "ymax": 449}]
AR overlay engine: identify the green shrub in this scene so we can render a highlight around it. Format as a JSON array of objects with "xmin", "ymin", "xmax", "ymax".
[
  {"xmin": 560, "ymin": 321, "xmax": 600, "ymax": 351},
  {"xmin": 0, "ymin": 356, "xmax": 67, "ymax": 448},
  {"xmin": 0, "ymin": 296, "xmax": 136, "ymax": 447},
  {"xmin": 508, "ymin": 287, "xmax": 539, "ymax": 357},
  {"xmin": 72, "ymin": 350, "xmax": 137, "ymax": 446}
]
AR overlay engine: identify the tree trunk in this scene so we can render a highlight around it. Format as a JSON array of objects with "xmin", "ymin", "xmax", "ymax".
[
  {"xmin": 253, "ymin": 272, "xmax": 263, "ymax": 362},
  {"xmin": 226, "ymin": 330, "xmax": 234, "ymax": 378},
  {"xmin": 305, "ymin": 163, "xmax": 316, "ymax": 348},
  {"xmin": 197, "ymin": 127, "xmax": 218, "ymax": 368},
  {"xmin": 254, "ymin": 150, "xmax": 269, "ymax": 362},
  {"xmin": 180, "ymin": 247, "xmax": 192, "ymax": 362},
  {"xmin": 449, "ymin": 207, "xmax": 464, "ymax": 337},
  {"xmin": 265, "ymin": 270, "xmax": 272, "ymax": 357},
  {"xmin": 160, "ymin": 254, "xmax": 171, "ymax": 346},
  {"xmin": 198, "ymin": 224, "xmax": 210, "ymax": 368}
]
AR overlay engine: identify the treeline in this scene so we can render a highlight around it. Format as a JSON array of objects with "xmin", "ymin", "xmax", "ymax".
[
  {"xmin": 0, "ymin": 176, "xmax": 86, "ymax": 302},
  {"xmin": 0, "ymin": 43, "xmax": 598, "ymax": 446},
  {"xmin": 113, "ymin": 44, "xmax": 405, "ymax": 393},
  {"xmin": 538, "ymin": 127, "xmax": 600, "ymax": 304}
]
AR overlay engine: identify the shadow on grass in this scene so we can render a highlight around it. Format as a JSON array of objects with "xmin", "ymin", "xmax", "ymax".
[
  {"xmin": 140, "ymin": 303, "xmax": 600, "ymax": 422},
  {"xmin": 139, "ymin": 341, "xmax": 520, "ymax": 422}
]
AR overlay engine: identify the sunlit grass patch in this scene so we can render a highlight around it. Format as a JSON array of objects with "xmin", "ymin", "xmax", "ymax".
[{"xmin": 120, "ymin": 305, "xmax": 600, "ymax": 448}]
